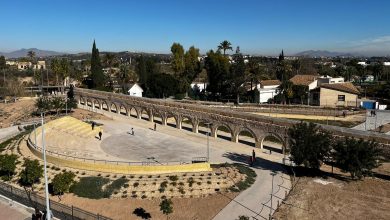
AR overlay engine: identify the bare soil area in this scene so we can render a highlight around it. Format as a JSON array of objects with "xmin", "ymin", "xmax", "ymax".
[
  {"xmin": 58, "ymin": 192, "xmax": 237, "ymax": 220},
  {"xmin": 0, "ymin": 97, "xmax": 37, "ymax": 128},
  {"xmin": 274, "ymin": 164, "xmax": 390, "ymax": 220}
]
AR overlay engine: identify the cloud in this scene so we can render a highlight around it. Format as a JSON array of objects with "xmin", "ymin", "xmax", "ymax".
[{"xmin": 342, "ymin": 35, "xmax": 390, "ymax": 56}]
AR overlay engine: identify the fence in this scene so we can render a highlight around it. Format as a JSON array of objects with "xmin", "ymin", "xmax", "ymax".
[{"xmin": 0, "ymin": 181, "xmax": 111, "ymax": 220}]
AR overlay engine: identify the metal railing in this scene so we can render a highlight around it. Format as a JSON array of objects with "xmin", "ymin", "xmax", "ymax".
[{"xmin": 0, "ymin": 181, "xmax": 111, "ymax": 220}]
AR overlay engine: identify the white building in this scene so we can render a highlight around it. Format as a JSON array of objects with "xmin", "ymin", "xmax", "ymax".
[
  {"xmin": 191, "ymin": 82, "xmax": 208, "ymax": 92},
  {"xmin": 127, "ymin": 83, "xmax": 143, "ymax": 97},
  {"xmin": 384, "ymin": 62, "xmax": 390, "ymax": 66},
  {"xmin": 257, "ymin": 80, "xmax": 281, "ymax": 103},
  {"xmin": 357, "ymin": 61, "xmax": 368, "ymax": 66},
  {"xmin": 7, "ymin": 60, "xmax": 46, "ymax": 70},
  {"xmin": 317, "ymin": 75, "xmax": 344, "ymax": 86}
]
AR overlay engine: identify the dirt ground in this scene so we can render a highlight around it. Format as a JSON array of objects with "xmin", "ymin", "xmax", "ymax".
[
  {"xmin": 54, "ymin": 192, "xmax": 237, "ymax": 220},
  {"xmin": 0, "ymin": 97, "xmax": 37, "ymax": 128},
  {"xmin": 274, "ymin": 164, "xmax": 390, "ymax": 220},
  {"xmin": 0, "ymin": 98, "xmax": 110, "ymax": 128}
]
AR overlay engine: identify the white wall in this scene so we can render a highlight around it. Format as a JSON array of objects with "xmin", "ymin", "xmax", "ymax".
[
  {"xmin": 191, "ymin": 83, "xmax": 208, "ymax": 92},
  {"xmin": 258, "ymin": 88, "xmax": 278, "ymax": 103},
  {"xmin": 128, "ymin": 85, "xmax": 143, "ymax": 97},
  {"xmin": 308, "ymin": 80, "xmax": 318, "ymax": 90}
]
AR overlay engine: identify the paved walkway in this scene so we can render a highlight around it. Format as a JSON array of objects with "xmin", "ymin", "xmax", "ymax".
[
  {"xmin": 352, "ymin": 110, "xmax": 390, "ymax": 134},
  {"xmin": 0, "ymin": 196, "xmax": 32, "ymax": 220},
  {"xmin": 78, "ymin": 105, "xmax": 292, "ymax": 219},
  {"xmin": 0, "ymin": 126, "xmax": 19, "ymax": 142}
]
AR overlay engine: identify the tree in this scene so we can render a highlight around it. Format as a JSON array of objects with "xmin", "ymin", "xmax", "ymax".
[
  {"xmin": 51, "ymin": 171, "xmax": 76, "ymax": 201},
  {"xmin": 217, "ymin": 40, "xmax": 233, "ymax": 55},
  {"xmin": 183, "ymin": 46, "xmax": 201, "ymax": 82},
  {"xmin": 288, "ymin": 122, "xmax": 331, "ymax": 169},
  {"xmin": 51, "ymin": 58, "xmax": 61, "ymax": 85},
  {"xmin": 27, "ymin": 50, "xmax": 37, "ymax": 85},
  {"xmin": 204, "ymin": 50, "xmax": 230, "ymax": 99},
  {"xmin": 51, "ymin": 96, "xmax": 65, "ymax": 115},
  {"xmin": 0, "ymin": 55, "xmax": 5, "ymax": 69},
  {"xmin": 66, "ymin": 84, "xmax": 77, "ymax": 111},
  {"xmin": 0, "ymin": 154, "xmax": 18, "ymax": 181},
  {"xmin": 103, "ymin": 53, "xmax": 117, "ymax": 89},
  {"xmin": 90, "ymin": 40, "xmax": 105, "ymax": 88},
  {"xmin": 227, "ymin": 50, "xmax": 247, "ymax": 104},
  {"xmin": 171, "ymin": 43, "xmax": 185, "ymax": 74},
  {"xmin": 19, "ymin": 159, "xmax": 43, "ymax": 190},
  {"xmin": 137, "ymin": 55, "xmax": 147, "ymax": 84},
  {"xmin": 159, "ymin": 198, "xmax": 173, "ymax": 220},
  {"xmin": 35, "ymin": 96, "xmax": 52, "ymax": 114},
  {"xmin": 333, "ymin": 138, "xmax": 382, "ymax": 179}
]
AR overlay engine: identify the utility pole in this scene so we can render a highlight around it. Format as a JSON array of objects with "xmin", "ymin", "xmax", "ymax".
[
  {"xmin": 269, "ymin": 171, "xmax": 277, "ymax": 220},
  {"xmin": 205, "ymin": 123, "xmax": 212, "ymax": 162},
  {"xmin": 41, "ymin": 113, "xmax": 51, "ymax": 220}
]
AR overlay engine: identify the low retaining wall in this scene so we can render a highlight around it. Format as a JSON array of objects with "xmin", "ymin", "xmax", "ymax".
[{"xmin": 27, "ymin": 136, "xmax": 211, "ymax": 174}]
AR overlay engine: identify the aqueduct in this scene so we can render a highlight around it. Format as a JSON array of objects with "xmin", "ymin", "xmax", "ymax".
[{"xmin": 74, "ymin": 88, "xmax": 390, "ymax": 158}]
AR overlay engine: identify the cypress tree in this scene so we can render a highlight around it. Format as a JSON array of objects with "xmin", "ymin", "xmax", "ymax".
[{"xmin": 90, "ymin": 40, "xmax": 105, "ymax": 88}]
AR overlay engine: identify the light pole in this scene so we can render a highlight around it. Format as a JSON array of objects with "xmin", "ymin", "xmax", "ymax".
[
  {"xmin": 33, "ymin": 122, "xmax": 37, "ymax": 147},
  {"xmin": 65, "ymin": 97, "xmax": 68, "ymax": 115},
  {"xmin": 269, "ymin": 171, "xmax": 277, "ymax": 220},
  {"xmin": 40, "ymin": 113, "xmax": 51, "ymax": 220},
  {"xmin": 204, "ymin": 122, "xmax": 212, "ymax": 162}
]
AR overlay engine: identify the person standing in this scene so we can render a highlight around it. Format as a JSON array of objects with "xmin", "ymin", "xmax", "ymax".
[
  {"xmin": 131, "ymin": 128, "xmax": 134, "ymax": 136},
  {"xmin": 98, "ymin": 131, "xmax": 102, "ymax": 140},
  {"xmin": 91, "ymin": 121, "xmax": 95, "ymax": 130},
  {"xmin": 154, "ymin": 123, "xmax": 157, "ymax": 131},
  {"xmin": 252, "ymin": 149, "xmax": 256, "ymax": 162}
]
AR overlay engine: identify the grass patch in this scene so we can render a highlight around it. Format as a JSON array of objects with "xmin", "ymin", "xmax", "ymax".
[{"xmin": 70, "ymin": 177, "xmax": 128, "ymax": 199}]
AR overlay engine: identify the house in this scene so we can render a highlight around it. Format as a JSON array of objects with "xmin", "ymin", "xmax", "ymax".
[
  {"xmin": 289, "ymin": 74, "xmax": 319, "ymax": 90},
  {"xmin": 384, "ymin": 62, "xmax": 390, "ymax": 66},
  {"xmin": 127, "ymin": 83, "xmax": 143, "ymax": 97},
  {"xmin": 8, "ymin": 60, "xmax": 46, "ymax": 70},
  {"xmin": 310, "ymin": 82, "xmax": 359, "ymax": 107},
  {"xmin": 317, "ymin": 75, "xmax": 344, "ymax": 86},
  {"xmin": 256, "ymin": 80, "xmax": 281, "ymax": 103}
]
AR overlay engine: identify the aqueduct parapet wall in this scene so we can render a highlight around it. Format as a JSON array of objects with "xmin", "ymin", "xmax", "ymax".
[{"xmin": 74, "ymin": 88, "xmax": 390, "ymax": 159}]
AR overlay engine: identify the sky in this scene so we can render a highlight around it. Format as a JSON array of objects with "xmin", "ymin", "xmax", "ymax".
[{"xmin": 0, "ymin": 0, "xmax": 389, "ymax": 56}]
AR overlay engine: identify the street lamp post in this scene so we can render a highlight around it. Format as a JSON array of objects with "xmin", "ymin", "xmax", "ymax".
[
  {"xmin": 269, "ymin": 171, "xmax": 277, "ymax": 220},
  {"xmin": 204, "ymin": 123, "xmax": 212, "ymax": 162},
  {"xmin": 40, "ymin": 113, "xmax": 51, "ymax": 220}
]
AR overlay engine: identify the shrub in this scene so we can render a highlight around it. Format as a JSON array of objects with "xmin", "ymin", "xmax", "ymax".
[
  {"xmin": 168, "ymin": 175, "xmax": 178, "ymax": 182},
  {"xmin": 187, "ymin": 177, "xmax": 195, "ymax": 187},
  {"xmin": 133, "ymin": 182, "xmax": 139, "ymax": 187},
  {"xmin": 19, "ymin": 159, "xmax": 43, "ymax": 188},
  {"xmin": 0, "ymin": 154, "xmax": 18, "ymax": 181},
  {"xmin": 51, "ymin": 171, "xmax": 76, "ymax": 196},
  {"xmin": 160, "ymin": 181, "xmax": 168, "ymax": 188},
  {"xmin": 70, "ymin": 177, "xmax": 109, "ymax": 199}
]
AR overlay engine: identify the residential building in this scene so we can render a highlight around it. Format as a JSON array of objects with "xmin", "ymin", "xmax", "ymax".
[
  {"xmin": 7, "ymin": 60, "xmax": 46, "ymax": 70},
  {"xmin": 191, "ymin": 82, "xmax": 208, "ymax": 92},
  {"xmin": 289, "ymin": 74, "xmax": 319, "ymax": 90},
  {"xmin": 127, "ymin": 83, "xmax": 143, "ymax": 97},
  {"xmin": 317, "ymin": 75, "xmax": 344, "ymax": 86},
  {"xmin": 310, "ymin": 82, "xmax": 359, "ymax": 107},
  {"xmin": 256, "ymin": 80, "xmax": 281, "ymax": 103}
]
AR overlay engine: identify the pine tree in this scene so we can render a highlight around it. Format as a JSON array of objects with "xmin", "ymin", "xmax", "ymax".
[{"xmin": 90, "ymin": 40, "xmax": 105, "ymax": 88}]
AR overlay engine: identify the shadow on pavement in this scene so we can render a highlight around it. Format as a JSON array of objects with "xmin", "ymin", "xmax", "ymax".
[{"xmin": 222, "ymin": 152, "xmax": 288, "ymax": 174}]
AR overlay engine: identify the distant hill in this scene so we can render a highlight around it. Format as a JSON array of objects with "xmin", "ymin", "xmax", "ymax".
[
  {"xmin": 294, "ymin": 50, "xmax": 358, "ymax": 58},
  {"xmin": 0, "ymin": 48, "xmax": 65, "ymax": 58}
]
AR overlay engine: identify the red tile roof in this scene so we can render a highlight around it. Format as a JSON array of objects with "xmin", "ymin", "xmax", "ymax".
[
  {"xmin": 290, "ymin": 75, "xmax": 319, "ymax": 86},
  {"xmin": 321, "ymin": 82, "xmax": 360, "ymax": 94}
]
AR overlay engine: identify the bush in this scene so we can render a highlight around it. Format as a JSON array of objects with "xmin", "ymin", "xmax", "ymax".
[
  {"xmin": 51, "ymin": 171, "xmax": 76, "ymax": 196},
  {"xmin": 168, "ymin": 175, "xmax": 178, "ymax": 182},
  {"xmin": 0, "ymin": 154, "xmax": 18, "ymax": 181},
  {"xmin": 333, "ymin": 138, "xmax": 382, "ymax": 179},
  {"xmin": 133, "ymin": 182, "xmax": 139, "ymax": 187},
  {"xmin": 289, "ymin": 122, "xmax": 331, "ymax": 169},
  {"xmin": 105, "ymin": 178, "xmax": 128, "ymax": 196},
  {"xmin": 19, "ymin": 159, "xmax": 43, "ymax": 188},
  {"xmin": 70, "ymin": 177, "xmax": 109, "ymax": 199}
]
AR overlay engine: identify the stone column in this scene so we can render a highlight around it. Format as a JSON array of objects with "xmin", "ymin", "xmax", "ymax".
[
  {"xmin": 211, "ymin": 126, "xmax": 217, "ymax": 138},
  {"xmin": 161, "ymin": 116, "xmax": 167, "ymax": 126},
  {"xmin": 192, "ymin": 122, "xmax": 199, "ymax": 133},
  {"xmin": 255, "ymin": 140, "xmax": 263, "ymax": 149},
  {"xmin": 231, "ymin": 132, "xmax": 239, "ymax": 143}
]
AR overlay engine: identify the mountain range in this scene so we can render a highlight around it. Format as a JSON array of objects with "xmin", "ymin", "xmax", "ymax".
[
  {"xmin": 0, "ymin": 48, "xmax": 65, "ymax": 58},
  {"xmin": 294, "ymin": 50, "xmax": 359, "ymax": 58}
]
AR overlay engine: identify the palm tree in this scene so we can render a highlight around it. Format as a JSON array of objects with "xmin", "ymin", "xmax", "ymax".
[
  {"xmin": 217, "ymin": 40, "xmax": 233, "ymax": 55},
  {"xmin": 104, "ymin": 53, "xmax": 116, "ymax": 89}
]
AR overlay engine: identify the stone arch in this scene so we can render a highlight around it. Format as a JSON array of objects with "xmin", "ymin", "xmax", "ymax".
[
  {"xmin": 86, "ymin": 99, "xmax": 93, "ymax": 107},
  {"xmin": 235, "ymin": 127, "xmax": 259, "ymax": 147},
  {"xmin": 259, "ymin": 132, "xmax": 286, "ymax": 153},
  {"xmin": 110, "ymin": 103, "xmax": 118, "ymax": 113},
  {"xmin": 101, "ymin": 101, "xmax": 109, "ymax": 111},
  {"xmin": 212, "ymin": 123, "xmax": 234, "ymax": 142},
  {"xmin": 93, "ymin": 99, "xmax": 101, "ymax": 109},
  {"xmin": 79, "ymin": 97, "xmax": 86, "ymax": 105},
  {"xmin": 119, "ymin": 104, "xmax": 128, "ymax": 115},
  {"xmin": 129, "ymin": 106, "xmax": 139, "ymax": 118},
  {"xmin": 153, "ymin": 111, "xmax": 165, "ymax": 125},
  {"xmin": 180, "ymin": 115, "xmax": 195, "ymax": 132},
  {"xmin": 140, "ymin": 108, "xmax": 149, "ymax": 121},
  {"xmin": 165, "ymin": 113, "xmax": 178, "ymax": 128},
  {"xmin": 196, "ymin": 119, "xmax": 213, "ymax": 136}
]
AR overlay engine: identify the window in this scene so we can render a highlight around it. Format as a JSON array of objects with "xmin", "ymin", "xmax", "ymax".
[{"xmin": 338, "ymin": 95, "xmax": 345, "ymax": 101}]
